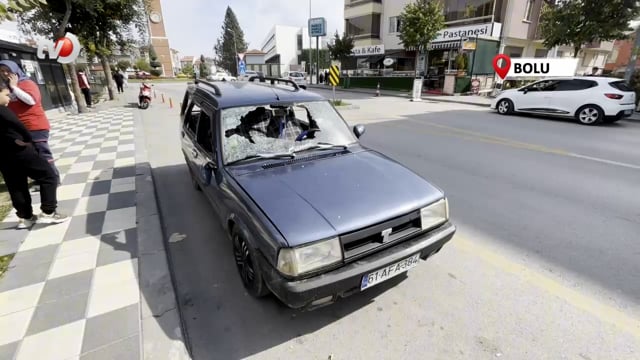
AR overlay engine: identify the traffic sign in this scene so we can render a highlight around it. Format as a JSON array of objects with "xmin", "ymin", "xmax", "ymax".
[
  {"xmin": 328, "ymin": 65, "xmax": 340, "ymax": 86},
  {"xmin": 308, "ymin": 17, "xmax": 327, "ymax": 37},
  {"xmin": 239, "ymin": 60, "xmax": 246, "ymax": 75}
]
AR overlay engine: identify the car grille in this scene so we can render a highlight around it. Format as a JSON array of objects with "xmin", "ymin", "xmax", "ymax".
[{"xmin": 340, "ymin": 210, "xmax": 423, "ymax": 260}]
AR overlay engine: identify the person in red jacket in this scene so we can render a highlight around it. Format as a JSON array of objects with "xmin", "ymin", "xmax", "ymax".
[
  {"xmin": 77, "ymin": 69, "xmax": 92, "ymax": 107},
  {"xmin": 0, "ymin": 60, "xmax": 60, "ymax": 185},
  {"xmin": 0, "ymin": 86, "xmax": 68, "ymax": 228}
]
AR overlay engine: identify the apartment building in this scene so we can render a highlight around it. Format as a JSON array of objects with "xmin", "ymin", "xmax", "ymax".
[{"xmin": 259, "ymin": 25, "xmax": 314, "ymax": 76}]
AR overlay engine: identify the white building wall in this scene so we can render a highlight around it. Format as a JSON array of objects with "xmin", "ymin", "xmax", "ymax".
[
  {"xmin": 382, "ymin": 0, "xmax": 409, "ymax": 50},
  {"xmin": 260, "ymin": 25, "xmax": 313, "ymax": 69}
]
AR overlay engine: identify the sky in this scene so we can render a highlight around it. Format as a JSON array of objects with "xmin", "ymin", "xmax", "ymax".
[{"xmin": 161, "ymin": 0, "xmax": 345, "ymax": 57}]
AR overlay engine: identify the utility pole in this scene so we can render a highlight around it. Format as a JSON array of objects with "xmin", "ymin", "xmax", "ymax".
[
  {"xmin": 624, "ymin": 24, "xmax": 640, "ymax": 83},
  {"xmin": 309, "ymin": 0, "xmax": 313, "ymax": 83}
]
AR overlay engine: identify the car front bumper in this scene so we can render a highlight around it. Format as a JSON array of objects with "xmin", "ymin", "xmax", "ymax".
[{"xmin": 260, "ymin": 221, "xmax": 456, "ymax": 310}]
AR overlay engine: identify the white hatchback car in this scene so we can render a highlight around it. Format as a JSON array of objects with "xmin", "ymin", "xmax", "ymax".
[
  {"xmin": 490, "ymin": 77, "xmax": 636, "ymax": 125},
  {"xmin": 282, "ymin": 71, "xmax": 308, "ymax": 89}
]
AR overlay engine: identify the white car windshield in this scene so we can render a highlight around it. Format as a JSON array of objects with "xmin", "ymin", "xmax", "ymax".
[{"xmin": 222, "ymin": 101, "xmax": 357, "ymax": 164}]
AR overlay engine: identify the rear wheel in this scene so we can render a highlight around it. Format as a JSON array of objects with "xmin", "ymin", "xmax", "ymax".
[
  {"xmin": 576, "ymin": 105, "xmax": 603, "ymax": 125},
  {"xmin": 497, "ymin": 99, "xmax": 514, "ymax": 115},
  {"xmin": 231, "ymin": 227, "xmax": 269, "ymax": 298}
]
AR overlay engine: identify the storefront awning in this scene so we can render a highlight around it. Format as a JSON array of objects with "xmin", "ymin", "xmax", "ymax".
[{"xmin": 428, "ymin": 41, "xmax": 461, "ymax": 50}]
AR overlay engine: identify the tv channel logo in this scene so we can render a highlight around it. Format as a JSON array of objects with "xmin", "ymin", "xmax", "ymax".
[
  {"xmin": 493, "ymin": 54, "xmax": 579, "ymax": 80},
  {"xmin": 36, "ymin": 33, "xmax": 82, "ymax": 64}
]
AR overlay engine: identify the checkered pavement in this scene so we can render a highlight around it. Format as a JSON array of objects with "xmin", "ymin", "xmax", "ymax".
[{"xmin": 0, "ymin": 108, "xmax": 141, "ymax": 360}]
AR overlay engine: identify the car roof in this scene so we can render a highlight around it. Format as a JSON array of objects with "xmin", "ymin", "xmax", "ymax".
[
  {"xmin": 537, "ymin": 76, "xmax": 624, "ymax": 83},
  {"xmin": 188, "ymin": 79, "xmax": 325, "ymax": 108}
]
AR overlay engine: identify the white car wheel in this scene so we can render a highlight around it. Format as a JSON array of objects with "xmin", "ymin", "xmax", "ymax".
[
  {"xmin": 497, "ymin": 99, "xmax": 514, "ymax": 115},
  {"xmin": 576, "ymin": 105, "xmax": 603, "ymax": 125}
]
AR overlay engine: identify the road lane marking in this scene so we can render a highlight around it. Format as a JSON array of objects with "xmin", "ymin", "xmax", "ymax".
[
  {"xmin": 393, "ymin": 121, "xmax": 640, "ymax": 169},
  {"xmin": 452, "ymin": 235, "xmax": 640, "ymax": 340}
]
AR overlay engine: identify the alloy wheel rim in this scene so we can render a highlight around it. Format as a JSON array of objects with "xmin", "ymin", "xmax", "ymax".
[
  {"xmin": 498, "ymin": 101, "xmax": 509, "ymax": 113},
  {"xmin": 233, "ymin": 235, "xmax": 255, "ymax": 285},
  {"xmin": 579, "ymin": 108, "xmax": 599, "ymax": 123}
]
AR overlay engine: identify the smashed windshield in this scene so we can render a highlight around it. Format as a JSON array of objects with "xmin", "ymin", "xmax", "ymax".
[{"xmin": 222, "ymin": 101, "xmax": 357, "ymax": 164}]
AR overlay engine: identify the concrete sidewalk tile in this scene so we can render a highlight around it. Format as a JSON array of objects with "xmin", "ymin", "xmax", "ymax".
[
  {"xmin": 73, "ymin": 195, "xmax": 109, "ymax": 216},
  {"xmin": 94, "ymin": 153, "xmax": 117, "ymax": 161},
  {"xmin": 110, "ymin": 181, "xmax": 135, "ymax": 194},
  {"xmin": 56, "ymin": 236, "xmax": 101, "ymax": 259},
  {"xmin": 87, "ymin": 169, "xmax": 113, "ymax": 182},
  {"xmin": 91, "ymin": 160, "xmax": 115, "ymax": 171},
  {"xmin": 86, "ymin": 277, "xmax": 139, "ymax": 318},
  {"xmin": 141, "ymin": 308, "xmax": 190, "ymax": 360},
  {"xmin": 48, "ymin": 249, "xmax": 98, "ymax": 280},
  {"xmin": 136, "ymin": 185, "xmax": 159, "ymax": 219},
  {"xmin": 19, "ymin": 221, "xmax": 70, "ymax": 251},
  {"xmin": 57, "ymin": 172, "xmax": 88, "ymax": 186},
  {"xmin": 0, "ymin": 282, "xmax": 44, "ymax": 316},
  {"xmin": 81, "ymin": 304, "xmax": 139, "ymax": 353},
  {"xmin": 26, "ymin": 291, "xmax": 90, "ymax": 335},
  {"xmin": 67, "ymin": 162, "xmax": 95, "ymax": 175},
  {"xmin": 10, "ymin": 244, "xmax": 58, "ymax": 267},
  {"xmin": 114, "ymin": 157, "xmax": 136, "ymax": 168},
  {"xmin": 0, "ymin": 261, "xmax": 51, "ymax": 292},
  {"xmin": 38, "ymin": 270, "xmax": 93, "ymax": 304},
  {"xmin": 112, "ymin": 165, "xmax": 136, "ymax": 179},
  {"xmin": 82, "ymin": 181, "xmax": 112, "ymax": 197},
  {"xmin": 139, "ymin": 251, "xmax": 176, "ymax": 319},
  {"xmin": 0, "ymin": 307, "xmax": 34, "ymax": 346},
  {"xmin": 102, "ymin": 207, "xmax": 136, "ymax": 234},
  {"xmin": 0, "ymin": 236, "xmax": 25, "ymax": 257},
  {"xmin": 76, "ymin": 154, "xmax": 98, "ymax": 163},
  {"xmin": 0, "ymin": 341, "xmax": 19, "ymax": 360},
  {"xmin": 16, "ymin": 319, "xmax": 85, "ymax": 360},
  {"xmin": 79, "ymin": 334, "xmax": 139, "ymax": 360},
  {"xmin": 138, "ymin": 215, "xmax": 164, "ymax": 255},
  {"xmin": 106, "ymin": 190, "xmax": 137, "ymax": 211},
  {"xmin": 63, "ymin": 212, "xmax": 106, "ymax": 241},
  {"xmin": 97, "ymin": 228, "xmax": 138, "ymax": 266},
  {"xmin": 57, "ymin": 184, "xmax": 88, "ymax": 202}
]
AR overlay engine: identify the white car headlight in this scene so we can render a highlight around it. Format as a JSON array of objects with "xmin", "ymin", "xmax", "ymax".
[
  {"xmin": 277, "ymin": 237, "xmax": 343, "ymax": 277},
  {"xmin": 420, "ymin": 198, "xmax": 449, "ymax": 231}
]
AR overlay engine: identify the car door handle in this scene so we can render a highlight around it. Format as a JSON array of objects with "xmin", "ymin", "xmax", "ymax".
[{"xmin": 192, "ymin": 149, "xmax": 198, "ymax": 158}]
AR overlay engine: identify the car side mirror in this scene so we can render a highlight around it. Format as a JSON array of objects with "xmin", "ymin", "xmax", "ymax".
[{"xmin": 353, "ymin": 124, "xmax": 366, "ymax": 138}]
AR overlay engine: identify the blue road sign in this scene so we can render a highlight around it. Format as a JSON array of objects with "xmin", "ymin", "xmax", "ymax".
[{"xmin": 239, "ymin": 60, "xmax": 246, "ymax": 75}]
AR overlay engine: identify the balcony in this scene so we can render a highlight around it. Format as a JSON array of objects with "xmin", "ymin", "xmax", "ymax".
[{"xmin": 345, "ymin": 0, "xmax": 381, "ymax": 8}]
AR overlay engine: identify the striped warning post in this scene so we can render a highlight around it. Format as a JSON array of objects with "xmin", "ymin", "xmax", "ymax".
[{"xmin": 329, "ymin": 65, "xmax": 340, "ymax": 86}]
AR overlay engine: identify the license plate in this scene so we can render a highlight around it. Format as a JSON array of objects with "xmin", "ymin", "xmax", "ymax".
[
  {"xmin": 625, "ymin": 110, "xmax": 633, "ymax": 115},
  {"xmin": 361, "ymin": 254, "xmax": 420, "ymax": 291}
]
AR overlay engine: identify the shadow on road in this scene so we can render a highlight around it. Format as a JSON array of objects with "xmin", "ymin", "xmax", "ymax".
[{"xmin": 151, "ymin": 163, "xmax": 409, "ymax": 359}]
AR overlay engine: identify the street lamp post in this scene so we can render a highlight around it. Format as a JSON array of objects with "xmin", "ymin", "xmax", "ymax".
[{"xmin": 228, "ymin": 29, "xmax": 239, "ymax": 76}]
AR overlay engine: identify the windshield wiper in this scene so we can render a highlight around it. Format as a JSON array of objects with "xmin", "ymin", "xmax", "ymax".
[
  {"xmin": 226, "ymin": 152, "xmax": 295, "ymax": 165},
  {"xmin": 293, "ymin": 142, "xmax": 348, "ymax": 153}
]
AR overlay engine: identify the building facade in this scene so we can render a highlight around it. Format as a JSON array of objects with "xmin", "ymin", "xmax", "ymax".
[
  {"xmin": 259, "ymin": 25, "xmax": 317, "ymax": 76},
  {"xmin": 147, "ymin": 0, "xmax": 175, "ymax": 77}
]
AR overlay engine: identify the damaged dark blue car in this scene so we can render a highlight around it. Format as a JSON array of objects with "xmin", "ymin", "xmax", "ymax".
[{"xmin": 180, "ymin": 77, "xmax": 456, "ymax": 310}]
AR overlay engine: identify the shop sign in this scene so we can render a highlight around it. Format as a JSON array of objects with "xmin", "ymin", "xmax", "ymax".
[
  {"xmin": 351, "ymin": 44, "xmax": 385, "ymax": 57},
  {"xmin": 434, "ymin": 23, "xmax": 501, "ymax": 42}
]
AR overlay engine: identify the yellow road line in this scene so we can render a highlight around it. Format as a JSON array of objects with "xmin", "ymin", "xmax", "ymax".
[{"xmin": 453, "ymin": 235, "xmax": 640, "ymax": 340}]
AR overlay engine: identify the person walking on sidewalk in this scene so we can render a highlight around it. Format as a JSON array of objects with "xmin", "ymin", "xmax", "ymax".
[
  {"xmin": 77, "ymin": 69, "xmax": 92, "ymax": 107},
  {"xmin": 0, "ymin": 60, "xmax": 60, "ymax": 185},
  {"xmin": 113, "ymin": 70, "xmax": 125, "ymax": 93},
  {"xmin": 0, "ymin": 87, "xmax": 68, "ymax": 229}
]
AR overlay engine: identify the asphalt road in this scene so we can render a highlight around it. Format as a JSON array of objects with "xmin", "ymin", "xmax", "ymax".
[{"xmin": 135, "ymin": 83, "xmax": 640, "ymax": 360}]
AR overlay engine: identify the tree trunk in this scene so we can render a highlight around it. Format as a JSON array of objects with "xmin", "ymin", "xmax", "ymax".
[
  {"xmin": 415, "ymin": 50, "xmax": 420, "ymax": 78},
  {"xmin": 573, "ymin": 45, "xmax": 580, "ymax": 58},
  {"xmin": 423, "ymin": 49, "xmax": 429, "ymax": 77},
  {"xmin": 100, "ymin": 55, "xmax": 115, "ymax": 100},
  {"xmin": 66, "ymin": 63, "xmax": 88, "ymax": 113},
  {"xmin": 58, "ymin": 0, "xmax": 88, "ymax": 113}
]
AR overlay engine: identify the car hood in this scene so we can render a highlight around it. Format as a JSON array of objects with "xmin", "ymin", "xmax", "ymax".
[{"xmin": 233, "ymin": 150, "xmax": 444, "ymax": 247}]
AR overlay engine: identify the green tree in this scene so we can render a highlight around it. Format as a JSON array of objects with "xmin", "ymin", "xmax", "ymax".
[
  {"xmin": 398, "ymin": 0, "xmax": 445, "ymax": 76},
  {"xmin": 540, "ymin": 0, "xmax": 640, "ymax": 58},
  {"xmin": 135, "ymin": 58, "xmax": 151, "ymax": 72},
  {"xmin": 300, "ymin": 49, "xmax": 331, "ymax": 70},
  {"xmin": 214, "ymin": 6, "xmax": 248, "ymax": 76},
  {"xmin": 117, "ymin": 60, "xmax": 131, "ymax": 72},
  {"xmin": 182, "ymin": 63, "xmax": 194, "ymax": 76},
  {"xmin": 0, "ymin": 0, "xmax": 45, "ymax": 22},
  {"xmin": 327, "ymin": 32, "xmax": 354, "ymax": 67}
]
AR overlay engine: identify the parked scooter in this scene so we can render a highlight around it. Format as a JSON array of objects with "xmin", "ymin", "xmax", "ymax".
[{"xmin": 138, "ymin": 83, "xmax": 152, "ymax": 109}]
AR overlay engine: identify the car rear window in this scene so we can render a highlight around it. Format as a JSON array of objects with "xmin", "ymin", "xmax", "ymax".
[
  {"xmin": 289, "ymin": 72, "xmax": 304, "ymax": 77},
  {"xmin": 609, "ymin": 81, "xmax": 633, "ymax": 92}
]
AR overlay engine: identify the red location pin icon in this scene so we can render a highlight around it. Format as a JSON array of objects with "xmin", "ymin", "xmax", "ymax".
[{"xmin": 493, "ymin": 54, "xmax": 511, "ymax": 80}]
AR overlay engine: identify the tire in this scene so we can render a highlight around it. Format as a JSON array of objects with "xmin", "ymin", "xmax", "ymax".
[
  {"xmin": 575, "ymin": 105, "xmax": 604, "ymax": 125},
  {"xmin": 139, "ymin": 100, "xmax": 149, "ymax": 109},
  {"xmin": 231, "ymin": 227, "xmax": 269, "ymax": 298},
  {"xmin": 496, "ymin": 99, "xmax": 514, "ymax": 115}
]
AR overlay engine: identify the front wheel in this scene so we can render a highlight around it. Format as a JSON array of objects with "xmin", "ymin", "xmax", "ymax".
[
  {"xmin": 231, "ymin": 228, "xmax": 269, "ymax": 298},
  {"xmin": 496, "ymin": 99, "xmax": 514, "ymax": 115},
  {"xmin": 575, "ymin": 105, "xmax": 603, "ymax": 125}
]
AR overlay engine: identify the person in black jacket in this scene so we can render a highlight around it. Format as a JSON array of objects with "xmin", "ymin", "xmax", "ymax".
[{"xmin": 0, "ymin": 87, "xmax": 68, "ymax": 229}]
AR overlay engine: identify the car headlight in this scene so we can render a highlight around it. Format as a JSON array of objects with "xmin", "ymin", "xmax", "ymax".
[
  {"xmin": 420, "ymin": 198, "xmax": 449, "ymax": 231},
  {"xmin": 277, "ymin": 237, "xmax": 343, "ymax": 277}
]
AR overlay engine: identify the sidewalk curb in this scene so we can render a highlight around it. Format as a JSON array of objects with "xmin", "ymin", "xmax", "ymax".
[
  {"xmin": 307, "ymin": 85, "xmax": 492, "ymax": 108},
  {"xmin": 133, "ymin": 109, "xmax": 192, "ymax": 360}
]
